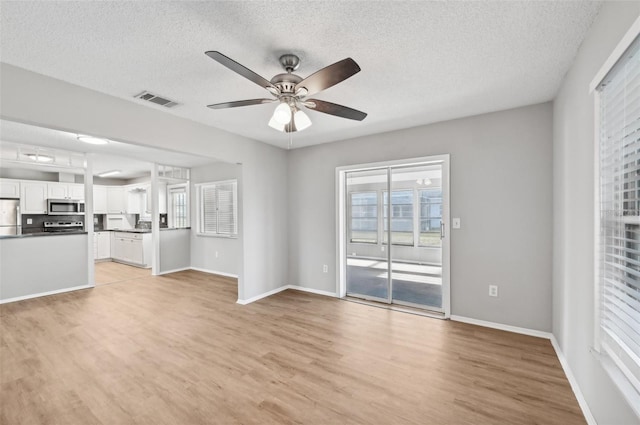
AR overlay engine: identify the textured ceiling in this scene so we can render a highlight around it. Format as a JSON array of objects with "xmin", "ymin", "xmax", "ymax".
[{"xmin": 0, "ymin": 1, "xmax": 601, "ymax": 149}]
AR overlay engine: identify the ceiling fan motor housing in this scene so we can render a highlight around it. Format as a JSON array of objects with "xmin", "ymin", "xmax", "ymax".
[{"xmin": 270, "ymin": 73, "xmax": 302, "ymax": 94}]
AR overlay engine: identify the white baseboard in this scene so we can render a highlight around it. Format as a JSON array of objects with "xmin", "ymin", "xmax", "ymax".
[
  {"xmin": 286, "ymin": 285, "xmax": 338, "ymax": 298},
  {"xmin": 157, "ymin": 267, "xmax": 191, "ymax": 275},
  {"xmin": 550, "ymin": 336, "xmax": 596, "ymax": 425},
  {"xmin": 189, "ymin": 266, "xmax": 238, "ymax": 279},
  {"xmin": 450, "ymin": 315, "xmax": 552, "ymax": 339},
  {"xmin": 237, "ymin": 285, "xmax": 289, "ymax": 305},
  {"xmin": 0, "ymin": 284, "xmax": 94, "ymax": 304}
]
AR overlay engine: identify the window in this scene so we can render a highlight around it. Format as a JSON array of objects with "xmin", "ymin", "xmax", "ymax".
[
  {"xmin": 383, "ymin": 190, "xmax": 414, "ymax": 245},
  {"xmin": 168, "ymin": 184, "xmax": 189, "ymax": 228},
  {"xmin": 419, "ymin": 189, "xmax": 442, "ymax": 247},
  {"xmin": 349, "ymin": 192, "xmax": 377, "ymax": 243},
  {"xmin": 196, "ymin": 180, "xmax": 237, "ymax": 237},
  {"xmin": 596, "ymin": 33, "xmax": 640, "ymax": 404}
]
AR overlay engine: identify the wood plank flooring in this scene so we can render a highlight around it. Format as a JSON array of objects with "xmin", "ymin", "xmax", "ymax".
[
  {"xmin": 0, "ymin": 270, "xmax": 585, "ymax": 424},
  {"xmin": 94, "ymin": 261, "xmax": 151, "ymax": 286}
]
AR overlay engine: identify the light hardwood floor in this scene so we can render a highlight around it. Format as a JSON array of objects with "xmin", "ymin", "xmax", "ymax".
[
  {"xmin": 1, "ymin": 270, "xmax": 585, "ymax": 424},
  {"xmin": 94, "ymin": 261, "xmax": 152, "ymax": 286}
]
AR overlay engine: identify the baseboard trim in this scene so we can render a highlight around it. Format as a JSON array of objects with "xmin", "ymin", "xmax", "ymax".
[
  {"xmin": 189, "ymin": 267, "xmax": 238, "ymax": 279},
  {"xmin": 450, "ymin": 315, "xmax": 552, "ymax": 339},
  {"xmin": 0, "ymin": 284, "xmax": 94, "ymax": 304},
  {"xmin": 237, "ymin": 285, "xmax": 289, "ymax": 305},
  {"xmin": 286, "ymin": 285, "xmax": 338, "ymax": 298},
  {"xmin": 157, "ymin": 267, "xmax": 191, "ymax": 275},
  {"xmin": 550, "ymin": 336, "xmax": 596, "ymax": 425}
]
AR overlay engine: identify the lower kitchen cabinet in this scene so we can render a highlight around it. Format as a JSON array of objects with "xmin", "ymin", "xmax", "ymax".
[
  {"xmin": 111, "ymin": 232, "xmax": 152, "ymax": 268},
  {"xmin": 94, "ymin": 232, "xmax": 111, "ymax": 260}
]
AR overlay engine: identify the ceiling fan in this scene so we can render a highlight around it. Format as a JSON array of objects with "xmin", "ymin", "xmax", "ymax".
[{"xmin": 205, "ymin": 51, "xmax": 367, "ymax": 133}]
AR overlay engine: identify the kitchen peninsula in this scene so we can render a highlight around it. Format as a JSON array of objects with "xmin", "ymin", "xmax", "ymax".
[{"xmin": 0, "ymin": 232, "xmax": 89, "ymax": 302}]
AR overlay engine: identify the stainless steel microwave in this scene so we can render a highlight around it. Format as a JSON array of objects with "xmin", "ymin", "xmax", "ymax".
[{"xmin": 47, "ymin": 199, "xmax": 85, "ymax": 215}]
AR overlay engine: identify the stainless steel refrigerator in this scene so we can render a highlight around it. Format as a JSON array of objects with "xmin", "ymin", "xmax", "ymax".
[{"xmin": 0, "ymin": 198, "xmax": 20, "ymax": 236}]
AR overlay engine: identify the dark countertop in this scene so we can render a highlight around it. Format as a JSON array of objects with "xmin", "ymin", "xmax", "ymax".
[
  {"xmin": 0, "ymin": 231, "xmax": 88, "ymax": 239},
  {"xmin": 95, "ymin": 228, "xmax": 190, "ymax": 233}
]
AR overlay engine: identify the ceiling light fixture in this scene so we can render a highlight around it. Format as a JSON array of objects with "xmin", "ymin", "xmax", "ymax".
[
  {"xmin": 273, "ymin": 102, "xmax": 292, "ymax": 125},
  {"xmin": 293, "ymin": 109, "xmax": 312, "ymax": 131},
  {"xmin": 77, "ymin": 135, "xmax": 110, "ymax": 145},
  {"xmin": 24, "ymin": 153, "xmax": 54, "ymax": 163},
  {"xmin": 97, "ymin": 170, "xmax": 121, "ymax": 177}
]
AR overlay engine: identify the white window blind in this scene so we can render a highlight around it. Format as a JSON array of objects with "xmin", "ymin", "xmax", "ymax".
[
  {"xmin": 198, "ymin": 180, "xmax": 237, "ymax": 237},
  {"xmin": 598, "ymin": 34, "xmax": 640, "ymax": 397}
]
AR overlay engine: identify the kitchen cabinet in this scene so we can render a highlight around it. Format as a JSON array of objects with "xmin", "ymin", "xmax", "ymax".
[
  {"xmin": 144, "ymin": 183, "xmax": 168, "ymax": 214},
  {"xmin": 126, "ymin": 186, "xmax": 145, "ymax": 214},
  {"xmin": 20, "ymin": 182, "xmax": 48, "ymax": 214},
  {"xmin": 0, "ymin": 179, "xmax": 20, "ymax": 198},
  {"xmin": 94, "ymin": 231, "xmax": 111, "ymax": 260},
  {"xmin": 111, "ymin": 231, "xmax": 151, "ymax": 267},
  {"xmin": 47, "ymin": 183, "xmax": 85, "ymax": 200},
  {"xmin": 107, "ymin": 187, "xmax": 126, "ymax": 214},
  {"xmin": 94, "ymin": 186, "xmax": 108, "ymax": 214}
]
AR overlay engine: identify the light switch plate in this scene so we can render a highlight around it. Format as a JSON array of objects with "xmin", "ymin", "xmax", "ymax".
[{"xmin": 452, "ymin": 218, "xmax": 461, "ymax": 229}]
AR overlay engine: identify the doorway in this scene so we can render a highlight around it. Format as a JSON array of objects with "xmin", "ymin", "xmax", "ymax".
[{"xmin": 337, "ymin": 155, "xmax": 450, "ymax": 316}]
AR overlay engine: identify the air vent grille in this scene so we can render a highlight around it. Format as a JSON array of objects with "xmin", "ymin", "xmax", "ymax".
[{"xmin": 134, "ymin": 91, "xmax": 179, "ymax": 108}]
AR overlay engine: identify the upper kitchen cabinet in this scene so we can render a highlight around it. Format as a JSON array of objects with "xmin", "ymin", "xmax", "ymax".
[
  {"xmin": 21, "ymin": 181, "xmax": 48, "ymax": 214},
  {"xmin": 94, "ymin": 186, "xmax": 108, "ymax": 214},
  {"xmin": 126, "ymin": 186, "xmax": 145, "ymax": 214},
  {"xmin": 0, "ymin": 179, "xmax": 20, "ymax": 198},
  {"xmin": 107, "ymin": 186, "xmax": 126, "ymax": 214},
  {"xmin": 144, "ymin": 183, "xmax": 167, "ymax": 214},
  {"xmin": 47, "ymin": 183, "xmax": 85, "ymax": 200}
]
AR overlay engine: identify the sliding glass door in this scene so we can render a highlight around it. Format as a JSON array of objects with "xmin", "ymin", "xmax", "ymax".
[{"xmin": 344, "ymin": 158, "xmax": 448, "ymax": 313}]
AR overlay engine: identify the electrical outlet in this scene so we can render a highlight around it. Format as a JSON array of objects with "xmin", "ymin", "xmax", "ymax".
[
  {"xmin": 323, "ymin": 265, "xmax": 328, "ymax": 273},
  {"xmin": 161, "ymin": 217, "xmax": 165, "ymax": 223},
  {"xmin": 27, "ymin": 218, "xmax": 33, "ymax": 225},
  {"xmin": 489, "ymin": 285, "xmax": 498, "ymax": 297},
  {"xmin": 215, "ymin": 251, "xmax": 219, "ymax": 258},
  {"xmin": 452, "ymin": 218, "xmax": 461, "ymax": 229},
  {"xmin": 381, "ymin": 245, "xmax": 385, "ymax": 252}
]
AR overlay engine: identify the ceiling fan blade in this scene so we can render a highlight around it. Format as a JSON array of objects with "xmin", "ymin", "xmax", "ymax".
[
  {"xmin": 207, "ymin": 99, "xmax": 275, "ymax": 109},
  {"xmin": 205, "ymin": 51, "xmax": 277, "ymax": 91},
  {"xmin": 295, "ymin": 58, "xmax": 361, "ymax": 96},
  {"xmin": 305, "ymin": 99, "xmax": 367, "ymax": 121}
]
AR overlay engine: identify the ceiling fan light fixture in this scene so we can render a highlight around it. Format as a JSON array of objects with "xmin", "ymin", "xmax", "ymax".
[
  {"xmin": 294, "ymin": 109, "xmax": 312, "ymax": 131},
  {"xmin": 273, "ymin": 102, "xmax": 292, "ymax": 125},
  {"xmin": 268, "ymin": 115, "xmax": 285, "ymax": 132}
]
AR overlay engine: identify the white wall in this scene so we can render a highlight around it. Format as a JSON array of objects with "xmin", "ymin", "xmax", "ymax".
[
  {"xmin": 552, "ymin": 2, "xmax": 640, "ymax": 424},
  {"xmin": 0, "ymin": 63, "xmax": 288, "ymax": 302},
  {"xmin": 190, "ymin": 162, "xmax": 242, "ymax": 276},
  {"xmin": 288, "ymin": 102, "xmax": 553, "ymax": 331}
]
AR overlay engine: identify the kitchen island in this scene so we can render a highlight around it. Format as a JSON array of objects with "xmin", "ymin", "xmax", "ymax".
[{"xmin": 0, "ymin": 232, "xmax": 89, "ymax": 303}]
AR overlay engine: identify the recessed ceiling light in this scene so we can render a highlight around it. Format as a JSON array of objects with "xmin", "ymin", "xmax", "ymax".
[
  {"xmin": 97, "ymin": 170, "xmax": 121, "ymax": 177},
  {"xmin": 24, "ymin": 153, "xmax": 54, "ymax": 163},
  {"xmin": 77, "ymin": 135, "xmax": 110, "ymax": 145}
]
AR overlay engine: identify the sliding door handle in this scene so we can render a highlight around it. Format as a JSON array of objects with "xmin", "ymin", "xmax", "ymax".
[{"xmin": 440, "ymin": 222, "xmax": 445, "ymax": 239}]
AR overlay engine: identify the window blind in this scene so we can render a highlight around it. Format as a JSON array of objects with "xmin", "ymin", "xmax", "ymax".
[
  {"xmin": 198, "ymin": 180, "xmax": 237, "ymax": 237},
  {"xmin": 201, "ymin": 185, "xmax": 218, "ymax": 234},
  {"xmin": 598, "ymin": 34, "xmax": 640, "ymax": 395}
]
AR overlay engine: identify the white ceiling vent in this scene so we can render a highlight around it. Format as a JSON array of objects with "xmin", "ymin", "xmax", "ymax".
[{"xmin": 134, "ymin": 91, "xmax": 179, "ymax": 108}]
